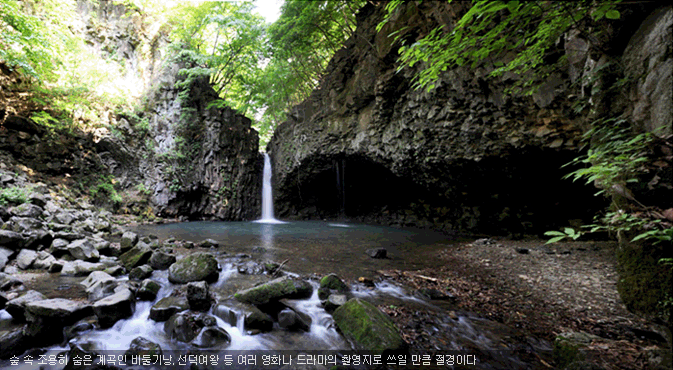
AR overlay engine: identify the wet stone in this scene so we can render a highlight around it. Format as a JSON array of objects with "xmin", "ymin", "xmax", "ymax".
[
  {"xmin": 149, "ymin": 296, "xmax": 190, "ymax": 322},
  {"xmin": 92, "ymin": 288, "xmax": 135, "ymax": 328},
  {"xmin": 6, "ymin": 290, "xmax": 47, "ymax": 322},
  {"xmin": 129, "ymin": 264, "xmax": 153, "ymax": 280},
  {"xmin": 125, "ymin": 336, "xmax": 163, "ymax": 358},
  {"xmin": 138, "ymin": 279, "xmax": 161, "ymax": 301},
  {"xmin": 365, "ymin": 247, "xmax": 387, "ymax": 259}
]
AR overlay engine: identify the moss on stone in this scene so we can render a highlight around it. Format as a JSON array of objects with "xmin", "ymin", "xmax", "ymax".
[
  {"xmin": 616, "ymin": 241, "xmax": 673, "ymax": 326},
  {"xmin": 119, "ymin": 245, "xmax": 152, "ymax": 270},
  {"xmin": 168, "ymin": 252, "xmax": 219, "ymax": 284},
  {"xmin": 332, "ymin": 298, "xmax": 406, "ymax": 355},
  {"xmin": 320, "ymin": 274, "xmax": 349, "ymax": 292},
  {"xmin": 234, "ymin": 277, "xmax": 312, "ymax": 305}
]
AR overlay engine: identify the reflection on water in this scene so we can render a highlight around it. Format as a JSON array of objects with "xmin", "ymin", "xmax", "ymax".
[{"xmin": 137, "ymin": 221, "xmax": 455, "ymax": 279}]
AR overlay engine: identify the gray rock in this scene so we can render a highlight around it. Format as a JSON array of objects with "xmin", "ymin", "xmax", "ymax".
[
  {"xmin": 24, "ymin": 298, "xmax": 93, "ymax": 335},
  {"xmin": 31, "ymin": 251, "xmax": 56, "ymax": 270},
  {"xmin": 149, "ymin": 296, "xmax": 190, "ymax": 322},
  {"xmin": 21, "ymin": 227, "xmax": 52, "ymax": 250},
  {"xmin": 16, "ymin": 249, "xmax": 38, "ymax": 270},
  {"xmin": 323, "ymin": 294, "xmax": 348, "ymax": 313},
  {"xmin": 0, "ymin": 230, "xmax": 24, "ymax": 249},
  {"xmin": 119, "ymin": 244, "xmax": 152, "ymax": 270},
  {"xmin": 80, "ymin": 271, "xmax": 118, "ymax": 301},
  {"xmin": 125, "ymin": 336, "xmax": 162, "ymax": 358},
  {"xmin": 120, "ymin": 231, "xmax": 139, "ymax": 251},
  {"xmin": 54, "ymin": 211, "xmax": 76, "ymax": 225},
  {"xmin": 138, "ymin": 279, "xmax": 161, "ymax": 301},
  {"xmin": 104, "ymin": 265, "xmax": 125, "ymax": 276},
  {"xmin": 164, "ymin": 312, "xmax": 218, "ymax": 344},
  {"xmin": 278, "ymin": 307, "xmax": 311, "ymax": 332},
  {"xmin": 320, "ymin": 273, "xmax": 349, "ymax": 292},
  {"xmin": 28, "ymin": 193, "xmax": 47, "ymax": 207},
  {"xmin": 9, "ymin": 203, "xmax": 43, "ymax": 218},
  {"xmin": 60, "ymin": 260, "xmax": 107, "ymax": 276},
  {"xmin": 48, "ymin": 260, "xmax": 64, "ymax": 273},
  {"xmin": 92, "ymin": 288, "xmax": 135, "ymax": 328},
  {"xmin": 234, "ymin": 276, "xmax": 313, "ymax": 305},
  {"xmin": 129, "ymin": 264, "xmax": 153, "ymax": 280},
  {"xmin": 168, "ymin": 252, "xmax": 219, "ymax": 284},
  {"xmin": 0, "ymin": 325, "xmax": 27, "ymax": 359},
  {"xmin": 49, "ymin": 238, "xmax": 70, "ymax": 257},
  {"xmin": 8, "ymin": 216, "xmax": 44, "ymax": 232},
  {"xmin": 67, "ymin": 239, "xmax": 100, "ymax": 262},
  {"xmin": 187, "ymin": 281, "xmax": 211, "ymax": 311},
  {"xmin": 365, "ymin": 247, "xmax": 387, "ymax": 259},
  {"xmin": 52, "ymin": 231, "xmax": 81, "ymax": 241},
  {"xmin": 197, "ymin": 238, "xmax": 219, "ymax": 248},
  {"xmin": 148, "ymin": 250, "xmax": 176, "ymax": 270},
  {"xmin": 5, "ymin": 290, "xmax": 47, "ymax": 321},
  {"xmin": 0, "ymin": 246, "xmax": 13, "ymax": 270},
  {"xmin": 191, "ymin": 326, "xmax": 231, "ymax": 348}
]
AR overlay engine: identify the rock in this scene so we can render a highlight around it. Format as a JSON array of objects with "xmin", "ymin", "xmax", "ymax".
[
  {"xmin": 67, "ymin": 239, "xmax": 100, "ymax": 262},
  {"xmin": 16, "ymin": 249, "xmax": 38, "ymax": 269},
  {"xmin": 365, "ymin": 247, "xmax": 387, "ymax": 259},
  {"xmin": 49, "ymin": 238, "xmax": 70, "ymax": 257},
  {"xmin": 129, "ymin": 264, "xmax": 153, "ymax": 280},
  {"xmin": 415, "ymin": 288, "xmax": 455, "ymax": 301},
  {"xmin": 236, "ymin": 260, "xmax": 264, "ymax": 275},
  {"xmin": 64, "ymin": 318, "xmax": 96, "ymax": 341},
  {"xmin": 187, "ymin": 281, "xmax": 211, "ymax": 311},
  {"xmin": 9, "ymin": 203, "xmax": 43, "ymax": 218},
  {"xmin": 0, "ymin": 230, "xmax": 24, "ymax": 249},
  {"xmin": 553, "ymin": 332, "xmax": 603, "ymax": 369},
  {"xmin": 213, "ymin": 301, "xmax": 273, "ymax": 333},
  {"xmin": 48, "ymin": 260, "xmax": 64, "ymax": 273},
  {"xmin": 91, "ymin": 238, "xmax": 112, "ymax": 255},
  {"xmin": 80, "ymin": 271, "xmax": 118, "ymax": 301},
  {"xmin": 0, "ymin": 246, "xmax": 13, "ymax": 270},
  {"xmin": 164, "ymin": 312, "xmax": 219, "ymax": 343},
  {"xmin": 5, "ymin": 290, "xmax": 47, "ymax": 321},
  {"xmin": 148, "ymin": 249, "xmax": 176, "ymax": 270},
  {"xmin": 120, "ymin": 231, "xmax": 138, "ymax": 251},
  {"xmin": 234, "ymin": 276, "xmax": 313, "ymax": 305},
  {"xmin": 149, "ymin": 296, "xmax": 190, "ymax": 322},
  {"xmin": 8, "ymin": 216, "xmax": 44, "ymax": 232},
  {"xmin": 32, "ymin": 251, "xmax": 57, "ymax": 270},
  {"xmin": 168, "ymin": 252, "xmax": 219, "ymax": 284},
  {"xmin": 332, "ymin": 298, "xmax": 407, "ymax": 355},
  {"xmin": 515, "ymin": 247, "xmax": 530, "ymax": 254},
  {"xmin": 60, "ymin": 260, "xmax": 108, "ymax": 276},
  {"xmin": 52, "ymin": 231, "xmax": 81, "ymax": 241},
  {"xmin": 119, "ymin": 244, "xmax": 152, "ymax": 270},
  {"xmin": 104, "ymin": 265, "xmax": 125, "ymax": 276},
  {"xmin": 24, "ymin": 298, "xmax": 93, "ymax": 342},
  {"xmin": 323, "ymin": 294, "xmax": 348, "ymax": 313},
  {"xmin": 92, "ymin": 288, "xmax": 135, "ymax": 328},
  {"xmin": 191, "ymin": 326, "xmax": 231, "ymax": 348},
  {"xmin": 138, "ymin": 279, "xmax": 161, "ymax": 301},
  {"xmin": 125, "ymin": 336, "xmax": 162, "ymax": 358},
  {"xmin": 278, "ymin": 308, "xmax": 311, "ymax": 332},
  {"xmin": 0, "ymin": 325, "xmax": 28, "ymax": 359},
  {"xmin": 53, "ymin": 211, "xmax": 75, "ymax": 225},
  {"xmin": 21, "ymin": 227, "xmax": 52, "ymax": 250},
  {"xmin": 27, "ymin": 193, "xmax": 47, "ymax": 207},
  {"xmin": 197, "ymin": 238, "xmax": 219, "ymax": 248},
  {"xmin": 320, "ymin": 274, "xmax": 349, "ymax": 292},
  {"xmin": 0, "ymin": 272, "xmax": 23, "ymax": 292}
]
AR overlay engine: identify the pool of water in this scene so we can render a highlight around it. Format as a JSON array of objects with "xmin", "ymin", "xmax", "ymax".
[{"xmin": 136, "ymin": 221, "xmax": 458, "ymax": 280}]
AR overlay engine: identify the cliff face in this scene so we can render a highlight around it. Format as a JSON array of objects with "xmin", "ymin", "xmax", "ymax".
[{"xmin": 268, "ymin": 2, "xmax": 672, "ymax": 235}]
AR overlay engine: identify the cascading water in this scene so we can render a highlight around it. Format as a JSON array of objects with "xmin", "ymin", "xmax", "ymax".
[{"xmin": 255, "ymin": 153, "xmax": 285, "ymax": 224}]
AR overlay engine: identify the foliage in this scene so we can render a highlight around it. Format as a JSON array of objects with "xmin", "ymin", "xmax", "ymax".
[
  {"xmin": 251, "ymin": 0, "xmax": 365, "ymax": 144},
  {"xmin": 90, "ymin": 175, "xmax": 122, "ymax": 205},
  {"xmin": 378, "ymin": 0, "xmax": 621, "ymax": 93},
  {"xmin": 0, "ymin": 186, "xmax": 29, "ymax": 206},
  {"xmin": 544, "ymin": 228, "xmax": 582, "ymax": 244}
]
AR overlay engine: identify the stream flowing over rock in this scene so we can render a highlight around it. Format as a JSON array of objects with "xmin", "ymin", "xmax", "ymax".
[{"xmin": 267, "ymin": 2, "xmax": 672, "ymax": 235}]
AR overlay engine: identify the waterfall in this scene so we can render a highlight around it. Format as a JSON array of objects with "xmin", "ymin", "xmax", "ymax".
[{"xmin": 255, "ymin": 153, "xmax": 285, "ymax": 224}]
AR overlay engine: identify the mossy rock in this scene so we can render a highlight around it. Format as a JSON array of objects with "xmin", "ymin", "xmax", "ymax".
[
  {"xmin": 553, "ymin": 332, "xmax": 601, "ymax": 369},
  {"xmin": 168, "ymin": 252, "xmax": 219, "ymax": 284},
  {"xmin": 616, "ymin": 241, "xmax": 673, "ymax": 326},
  {"xmin": 119, "ymin": 245, "xmax": 152, "ymax": 270},
  {"xmin": 320, "ymin": 274, "xmax": 349, "ymax": 293},
  {"xmin": 332, "ymin": 298, "xmax": 406, "ymax": 355},
  {"xmin": 234, "ymin": 276, "xmax": 313, "ymax": 305}
]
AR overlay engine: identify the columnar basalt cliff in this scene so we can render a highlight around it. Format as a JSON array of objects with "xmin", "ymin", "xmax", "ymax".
[{"xmin": 267, "ymin": 2, "xmax": 671, "ymax": 235}]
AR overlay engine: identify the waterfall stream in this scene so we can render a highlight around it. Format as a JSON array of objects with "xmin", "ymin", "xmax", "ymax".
[{"xmin": 254, "ymin": 153, "xmax": 285, "ymax": 224}]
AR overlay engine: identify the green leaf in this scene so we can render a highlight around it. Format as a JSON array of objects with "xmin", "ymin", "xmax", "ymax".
[
  {"xmin": 544, "ymin": 231, "xmax": 566, "ymax": 237},
  {"xmin": 605, "ymin": 10, "xmax": 620, "ymax": 20},
  {"xmin": 546, "ymin": 236, "xmax": 566, "ymax": 244}
]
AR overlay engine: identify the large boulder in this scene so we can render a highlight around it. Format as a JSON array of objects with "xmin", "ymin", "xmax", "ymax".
[
  {"xmin": 24, "ymin": 298, "xmax": 93, "ymax": 344},
  {"xmin": 31, "ymin": 251, "xmax": 57, "ymax": 270},
  {"xmin": 213, "ymin": 301, "xmax": 273, "ymax": 333},
  {"xmin": 5, "ymin": 290, "xmax": 47, "ymax": 322},
  {"xmin": 60, "ymin": 261, "xmax": 108, "ymax": 276},
  {"xmin": 9, "ymin": 203, "xmax": 43, "ymax": 218},
  {"xmin": 332, "ymin": 298, "xmax": 406, "ymax": 355},
  {"xmin": 164, "ymin": 312, "xmax": 229, "ymax": 347},
  {"xmin": 0, "ymin": 246, "xmax": 14, "ymax": 270},
  {"xmin": 187, "ymin": 281, "xmax": 212, "ymax": 311},
  {"xmin": 0, "ymin": 325, "xmax": 28, "ymax": 359},
  {"xmin": 92, "ymin": 288, "xmax": 135, "ymax": 328},
  {"xmin": 119, "ymin": 245, "xmax": 152, "ymax": 270},
  {"xmin": 137, "ymin": 279, "xmax": 161, "ymax": 301},
  {"xmin": 16, "ymin": 249, "xmax": 38, "ymax": 270},
  {"xmin": 125, "ymin": 336, "xmax": 162, "ymax": 358},
  {"xmin": 67, "ymin": 239, "xmax": 100, "ymax": 262},
  {"xmin": 80, "ymin": 271, "xmax": 118, "ymax": 301},
  {"xmin": 120, "ymin": 231, "xmax": 139, "ymax": 251},
  {"xmin": 148, "ymin": 249, "xmax": 176, "ymax": 270},
  {"xmin": 234, "ymin": 276, "xmax": 313, "ymax": 305},
  {"xmin": 278, "ymin": 307, "xmax": 311, "ymax": 332},
  {"xmin": 149, "ymin": 296, "xmax": 190, "ymax": 322},
  {"xmin": 0, "ymin": 230, "xmax": 24, "ymax": 249},
  {"xmin": 129, "ymin": 264, "xmax": 153, "ymax": 280},
  {"xmin": 168, "ymin": 252, "xmax": 219, "ymax": 284}
]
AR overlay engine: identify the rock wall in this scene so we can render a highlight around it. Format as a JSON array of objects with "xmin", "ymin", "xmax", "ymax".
[{"xmin": 267, "ymin": 2, "xmax": 671, "ymax": 235}]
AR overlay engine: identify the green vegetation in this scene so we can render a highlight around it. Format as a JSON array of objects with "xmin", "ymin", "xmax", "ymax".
[
  {"xmin": 90, "ymin": 175, "xmax": 123, "ymax": 206},
  {"xmin": 378, "ymin": 0, "xmax": 620, "ymax": 94},
  {"xmin": 0, "ymin": 186, "xmax": 29, "ymax": 206}
]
